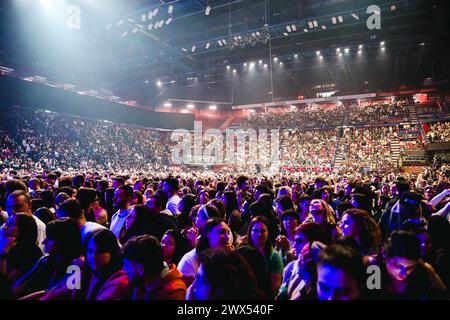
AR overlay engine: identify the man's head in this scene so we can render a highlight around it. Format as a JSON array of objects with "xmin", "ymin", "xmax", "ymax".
[
  {"xmin": 133, "ymin": 180, "xmax": 145, "ymax": 193},
  {"xmin": 236, "ymin": 175, "xmax": 248, "ymax": 191},
  {"xmin": 5, "ymin": 180, "xmax": 27, "ymax": 198},
  {"xmin": 29, "ymin": 178, "xmax": 41, "ymax": 191},
  {"xmin": 145, "ymin": 193, "xmax": 164, "ymax": 215},
  {"xmin": 76, "ymin": 188, "xmax": 97, "ymax": 211},
  {"xmin": 121, "ymin": 235, "xmax": 165, "ymax": 285},
  {"xmin": 163, "ymin": 177, "xmax": 179, "ymax": 195},
  {"xmin": 57, "ymin": 198, "xmax": 84, "ymax": 221},
  {"xmin": 6, "ymin": 190, "xmax": 32, "ymax": 216},
  {"xmin": 112, "ymin": 177, "xmax": 125, "ymax": 189},
  {"xmin": 383, "ymin": 230, "xmax": 420, "ymax": 282},
  {"xmin": 113, "ymin": 185, "xmax": 133, "ymax": 210},
  {"xmin": 316, "ymin": 244, "xmax": 365, "ymax": 300}
]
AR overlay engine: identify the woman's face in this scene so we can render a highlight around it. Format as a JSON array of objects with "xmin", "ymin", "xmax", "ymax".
[
  {"xmin": 381, "ymin": 185, "xmax": 389, "ymax": 195},
  {"xmin": 161, "ymin": 234, "xmax": 176, "ymax": 260},
  {"xmin": 125, "ymin": 207, "xmax": 137, "ymax": 231},
  {"xmin": 4, "ymin": 215, "xmax": 19, "ymax": 238},
  {"xmin": 385, "ymin": 256, "xmax": 418, "ymax": 282},
  {"xmin": 310, "ymin": 200, "xmax": 324, "ymax": 214},
  {"xmin": 208, "ymin": 222, "xmax": 230, "ymax": 250},
  {"xmin": 251, "ymin": 222, "xmax": 268, "ymax": 248},
  {"xmin": 199, "ymin": 192, "xmax": 209, "ymax": 205},
  {"xmin": 294, "ymin": 232, "xmax": 309, "ymax": 256},
  {"xmin": 322, "ymin": 189, "xmax": 330, "ymax": 202},
  {"xmin": 87, "ymin": 240, "xmax": 112, "ymax": 271},
  {"xmin": 283, "ymin": 216, "xmax": 299, "ymax": 235},
  {"xmin": 195, "ymin": 207, "xmax": 209, "ymax": 230},
  {"xmin": 339, "ymin": 214, "xmax": 359, "ymax": 238}
]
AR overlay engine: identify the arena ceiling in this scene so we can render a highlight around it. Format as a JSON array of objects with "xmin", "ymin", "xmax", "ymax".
[{"xmin": 0, "ymin": 0, "xmax": 449, "ymax": 109}]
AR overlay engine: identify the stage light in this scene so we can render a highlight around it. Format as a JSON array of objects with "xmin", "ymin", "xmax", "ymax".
[
  {"xmin": 381, "ymin": 47, "xmax": 385, "ymax": 51},
  {"xmin": 145, "ymin": 80, "xmax": 149, "ymax": 84},
  {"xmin": 391, "ymin": 5, "xmax": 396, "ymax": 11},
  {"xmin": 321, "ymin": 25, "xmax": 327, "ymax": 30},
  {"xmin": 344, "ymin": 48, "xmax": 349, "ymax": 53},
  {"xmin": 358, "ymin": 50, "xmax": 362, "ymax": 54},
  {"xmin": 263, "ymin": 64, "xmax": 268, "ymax": 68},
  {"xmin": 187, "ymin": 104, "xmax": 195, "ymax": 109},
  {"xmin": 153, "ymin": 8, "xmax": 159, "ymax": 16},
  {"xmin": 332, "ymin": 17, "xmax": 337, "ymax": 24},
  {"xmin": 283, "ymin": 32, "xmax": 289, "ymax": 36},
  {"xmin": 156, "ymin": 80, "xmax": 162, "ymax": 87},
  {"xmin": 249, "ymin": 62, "xmax": 256, "ymax": 69},
  {"xmin": 132, "ymin": 28, "xmax": 138, "ymax": 34},
  {"xmin": 291, "ymin": 24, "xmax": 297, "ymax": 31},
  {"xmin": 303, "ymin": 28, "xmax": 308, "ymax": 33},
  {"xmin": 218, "ymin": 40, "xmax": 223, "ymax": 46},
  {"xmin": 286, "ymin": 25, "xmax": 292, "ymax": 32},
  {"xmin": 380, "ymin": 41, "xmax": 385, "ymax": 46},
  {"xmin": 209, "ymin": 105, "xmax": 217, "ymax": 110},
  {"xmin": 39, "ymin": 0, "xmax": 53, "ymax": 7},
  {"xmin": 191, "ymin": 46, "xmax": 196, "ymax": 53},
  {"xmin": 222, "ymin": 39, "xmax": 227, "ymax": 45},
  {"xmin": 359, "ymin": 44, "xmax": 363, "ymax": 49},
  {"xmin": 273, "ymin": 57, "xmax": 278, "ymax": 62},
  {"xmin": 313, "ymin": 20, "xmax": 318, "ymax": 27},
  {"xmin": 319, "ymin": 55, "xmax": 323, "ymax": 60},
  {"xmin": 258, "ymin": 60, "xmax": 263, "ymax": 64},
  {"xmin": 226, "ymin": 65, "xmax": 231, "ymax": 70},
  {"xmin": 279, "ymin": 62, "xmax": 283, "ymax": 66},
  {"xmin": 181, "ymin": 48, "xmax": 187, "ymax": 52},
  {"xmin": 308, "ymin": 21, "xmax": 314, "ymax": 29},
  {"xmin": 243, "ymin": 62, "xmax": 247, "ymax": 67},
  {"xmin": 294, "ymin": 54, "xmax": 298, "ymax": 58},
  {"xmin": 336, "ymin": 48, "xmax": 341, "ymax": 53},
  {"xmin": 166, "ymin": 17, "xmax": 173, "ymax": 25},
  {"xmin": 338, "ymin": 53, "xmax": 343, "ymax": 57},
  {"xmin": 256, "ymin": 31, "xmax": 260, "ymax": 36},
  {"xmin": 351, "ymin": 13, "xmax": 359, "ymax": 20},
  {"xmin": 205, "ymin": 5, "xmax": 211, "ymax": 15},
  {"xmin": 233, "ymin": 69, "xmax": 237, "ymax": 73},
  {"xmin": 168, "ymin": 4, "xmax": 174, "ymax": 14},
  {"xmin": 205, "ymin": 42, "xmax": 210, "ymax": 49},
  {"xmin": 338, "ymin": 16, "xmax": 343, "ymax": 23},
  {"xmin": 164, "ymin": 102, "xmax": 172, "ymax": 107},
  {"xmin": 141, "ymin": 14, "xmax": 147, "ymax": 22}
]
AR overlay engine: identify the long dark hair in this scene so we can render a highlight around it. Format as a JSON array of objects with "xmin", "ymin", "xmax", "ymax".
[
  {"xmin": 247, "ymin": 216, "xmax": 273, "ymax": 256},
  {"xmin": 120, "ymin": 205, "xmax": 154, "ymax": 245},
  {"xmin": 13, "ymin": 214, "xmax": 38, "ymax": 248},
  {"xmin": 223, "ymin": 191, "xmax": 238, "ymax": 220},
  {"xmin": 196, "ymin": 218, "xmax": 227, "ymax": 255},
  {"xmin": 177, "ymin": 194, "xmax": 196, "ymax": 230},
  {"xmin": 199, "ymin": 249, "xmax": 264, "ymax": 300},
  {"xmin": 163, "ymin": 229, "xmax": 189, "ymax": 265}
]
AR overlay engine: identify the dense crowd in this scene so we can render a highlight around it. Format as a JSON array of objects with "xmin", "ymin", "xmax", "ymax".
[
  {"xmin": 0, "ymin": 106, "xmax": 172, "ymax": 173},
  {"xmin": 427, "ymin": 122, "xmax": 450, "ymax": 143},
  {"xmin": 336, "ymin": 127, "xmax": 395, "ymax": 173},
  {"xmin": 0, "ymin": 164, "xmax": 449, "ymax": 300},
  {"xmin": 243, "ymin": 102, "xmax": 413, "ymax": 129}
]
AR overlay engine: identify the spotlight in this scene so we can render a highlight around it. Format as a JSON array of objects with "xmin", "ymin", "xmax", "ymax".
[
  {"xmin": 344, "ymin": 48, "xmax": 349, "ymax": 53},
  {"xmin": 191, "ymin": 46, "xmax": 196, "ymax": 53},
  {"xmin": 226, "ymin": 65, "xmax": 231, "ymax": 69},
  {"xmin": 258, "ymin": 60, "xmax": 263, "ymax": 64},
  {"xmin": 294, "ymin": 54, "xmax": 298, "ymax": 58},
  {"xmin": 351, "ymin": 13, "xmax": 359, "ymax": 20},
  {"xmin": 209, "ymin": 105, "xmax": 217, "ymax": 110},
  {"xmin": 313, "ymin": 20, "xmax": 318, "ymax": 27},
  {"xmin": 303, "ymin": 28, "xmax": 308, "ymax": 33},
  {"xmin": 291, "ymin": 24, "xmax": 297, "ymax": 31},
  {"xmin": 358, "ymin": 44, "xmax": 363, "ymax": 49},
  {"xmin": 337, "ymin": 16, "xmax": 343, "ymax": 23},
  {"xmin": 39, "ymin": 0, "xmax": 53, "ymax": 7},
  {"xmin": 273, "ymin": 57, "xmax": 278, "ymax": 62},
  {"xmin": 168, "ymin": 4, "xmax": 174, "ymax": 14},
  {"xmin": 205, "ymin": 5, "xmax": 211, "ymax": 16},
  {"xmin": 263, "ymin": 64, "xmax": 268, "ymax": 68},
  {"xmin": 279, "ymin": 62, "xmax": 283, "ymax": 66},
  {"xmin": 205, "ymin": 42, "xmax": 210, "ymax": 49},
  {"xmin": 243, "ymin": 62, "xmax": 247, "ymax": 67},
  {"xmin": 380, "ymin": 41, "xmax": 385, "ymax": 46},
  {"xmin": 381, "ymin": 47, "xmax": 385, "ymax": 51},
  {"xmin": 319, "ymin": 56, "xmax": 323, "ymax": 60},
  {"xmin": 336, "ymin": 48, "xmax": 341, "ymax": 53},
  {"xmin": 249, "ymin": 62, "xmax": 256, "ymax": 69},
  {"xmin": 164, "ymin": 102, "xmax": 172, "ymax": 107},
  {"xmin": 187, "ymin": 104, "xmax": 195, "ymax": 109},
  {"xmin": 156, "ymin": 80, "xmax": 162, "ymax": 87},
  {"xmin": 283, "ymin": 32, "xmax": 289, "ymax": 36},
  {"xmin": 218, "ymin": 40, "xmax": 223, "ymax": 46},
  {"xmin": 332, "ymin": 17, "xmax": 337, "ymax": 24},
  {"xmin": 316, "ymin": 51, "xmax": 320, "ymax": 55},
  {"xmin": 308, "ymin": 21, "xmax": 314, "ymax": 29},
  {"xmin": 165, "ymin": 17, "xmax": 173, "ymax": 25},
  {"xmin": 358, "ymin": 50, "xmax": 362, "ymax": 54},
  {"xmin": 286, "ymin": 25, "xmax": 292, "ymax": 32},
  {"xmin": 233, "ymin": 69, "xmax": 237, "ymax": 73},
  {"xmin": 338, "ymin": 53, "xmax": 343, "ymax": 57},
  {"xmin": 321, "ymin": 26, "xmax": 327, "ymax": 30}
]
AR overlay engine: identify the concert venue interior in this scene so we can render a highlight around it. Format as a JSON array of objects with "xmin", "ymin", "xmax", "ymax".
[{"xmin": 0, "ymin": 0, "xmax": 449, "ymax": 303}]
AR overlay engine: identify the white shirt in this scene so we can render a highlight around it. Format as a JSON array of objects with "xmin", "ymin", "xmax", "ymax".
[
  {"xmin": 110, "ymin": 209, "xmax": 130, "ymax": 239},
  {"xmin": 166, "ymin": 194, "xmax": 180, "ymax": 216},
  {"xmin": 178, "ymin": 248, "xmax": 199, "ymax": 278},
  {"xmin": 31, "ymin": 215, "xmax": 46, "ymax": 250},
  {"xmin": 81, "ymin": 221, "xmax": 107, "ymax": 245}
]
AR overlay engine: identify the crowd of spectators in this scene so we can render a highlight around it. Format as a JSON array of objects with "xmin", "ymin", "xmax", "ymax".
[
  {"xmin": 0, "ymin": 164, "xmax": 449, "ymax": 300},
  {"xmin": 427, "ymin": 122, "xmax": 450, "ymax": 143}
]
